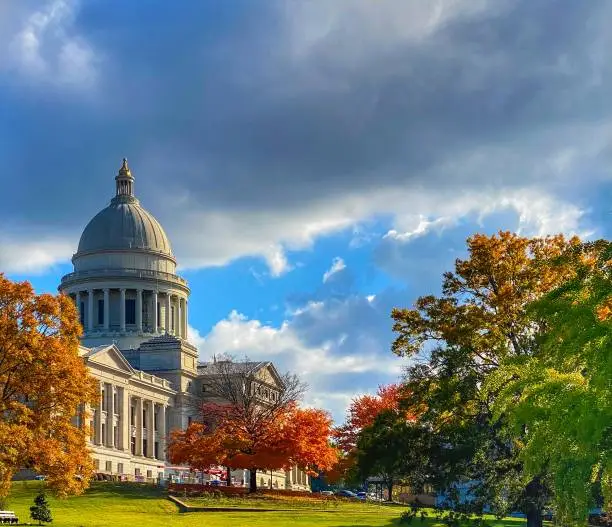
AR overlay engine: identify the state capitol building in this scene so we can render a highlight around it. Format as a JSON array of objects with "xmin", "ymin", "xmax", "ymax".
[{"xmin": 58, "ymin": 159, "xmax": 309, "ymax": 490}]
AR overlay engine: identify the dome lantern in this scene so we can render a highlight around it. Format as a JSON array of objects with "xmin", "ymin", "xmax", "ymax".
[{"xmin": 115, "ymin": 158, "xmax": 134, "ymax": 199}]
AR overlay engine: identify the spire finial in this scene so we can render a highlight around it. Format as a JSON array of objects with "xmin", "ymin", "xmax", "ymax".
[{"xmin": 119, "ymin": 157, "xmax": 131, "ymax": 176}]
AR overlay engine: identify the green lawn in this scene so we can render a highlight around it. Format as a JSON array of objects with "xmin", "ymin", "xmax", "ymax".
[
  {"xmin": 5, "ymin": 481, "xmax": 528, "ymax": 527},
  {"xmin": 181, "ymin": 493, "xmax": 400, "ymax": 510}
]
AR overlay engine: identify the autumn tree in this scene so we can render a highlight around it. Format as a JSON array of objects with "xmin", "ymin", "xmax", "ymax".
[
  {"xmin": 335, "ymin": 384, "xmax": 403, "ymax": 453},
  {"xmin": 331, "ymin": 384, "xmax": 404, "ymax": 485},
  {"xmin": 487, "ymin": 240, "xmax": 612, "ymax": 525},
  {"xmin": 169, "ymin": 357, "xmax": 337, "ymax": 492},
  {"xmin": 391, "ymin": 232, "xmax": 591, "ymax": 527},
  {"xmin": 0, "ymin": 274, "xmax": 97, "ymax": 497}
]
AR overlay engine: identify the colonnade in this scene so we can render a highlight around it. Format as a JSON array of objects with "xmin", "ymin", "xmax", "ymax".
[
  {"xmin": 73, "ymin": 288, "xmax": 188, "ymax": 338},
  {"xmin": 92, "ymin": 382, "xmax": 168, "ymax": 461},
  {"xmin": 287, "ymin": 466, "xmax": 309, "ymax": 488}
]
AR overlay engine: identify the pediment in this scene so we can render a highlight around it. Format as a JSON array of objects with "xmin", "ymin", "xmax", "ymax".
[
  {"xmin": 85, "ymin": 345, "xmax": 135, "ymax": 375},
  {"xmin": 253, "ymin": 362, "xmax": 285, "ymax": 390}
]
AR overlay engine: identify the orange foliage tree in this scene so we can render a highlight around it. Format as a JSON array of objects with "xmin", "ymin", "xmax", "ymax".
[
  {"xmin": 329, "ymin": 384, "xmax": 405, "ymax": 483},
  {"xmin": 168, "ymin": 402, "xmax": 337, "ymax": 492},
  {"xmin": 0, "ymin": 275, "xmax": 98, "ymax": 497},
  {"xmin": 168, "ymin": 357, "xmax": 337, "ymax": 492},
  {"xmin": 334, "ymin": 384, "xmax": 402, "ymax": 454}
]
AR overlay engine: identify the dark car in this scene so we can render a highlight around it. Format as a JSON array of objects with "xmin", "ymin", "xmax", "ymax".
[{"xmin": 335, "ymin": 489, "xmax": 358, "ymax": 498}]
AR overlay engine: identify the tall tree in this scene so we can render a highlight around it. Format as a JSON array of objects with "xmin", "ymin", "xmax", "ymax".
[
  {"xmin": 331, "ymin": 384, "xmax": 406, "ymax": 486},
  {"xmin": 355, "ymin": 409, "xmax": 430, "ymax": 501},
  {"xmin": 391, "ymin": 232, "xmax": 587, "ymax": 527},
  {"xmin": 169, "ymin": 357, "xmax": 337, "ymax": 491},
  {"xmin": 335, "ymin": 384, "xmax": 403, "ymax": 454},
  {"xmin": 488, "ymin": 240, "xmax": 612, "ymax": 525},
  {"xmin": 0, "ymin": 275, "xmax": 97, "ymax": 497}
]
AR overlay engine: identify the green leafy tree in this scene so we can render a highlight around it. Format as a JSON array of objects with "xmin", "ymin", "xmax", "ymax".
[
  {"xmin": 488, "ymin": 240, "xmax": 612, "ymax": 525},
  {"xmin": 30, "ymin": 491, "xmax": 52, "ymax": 525},
  {"xmin": 355, "ymin": 409, "xmax": 430, "ymax": 501},
  {"xmin": 392, "ymin": 231, "xmax": 590, "ymax": 527}
]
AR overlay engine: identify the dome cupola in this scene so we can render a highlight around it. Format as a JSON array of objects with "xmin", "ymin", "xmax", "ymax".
[
  {"xmin": 59, "ymin": 158, "xmax": 189, "ymax": 351},
  {"xmin": 75, "ymin": 159, "xmax": 173, "ymax": 259}
]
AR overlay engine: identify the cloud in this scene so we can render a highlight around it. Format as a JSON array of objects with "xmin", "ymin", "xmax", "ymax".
[
  {"xmin": 6, "ymin": 0, "xmax": 98, "ymax": 89},
  {"xmin": 0, "ymin": 234, "xmax": 74, "ymax": 274},
  {"xmin": 322, "ymin": 257, "xmax": 346, "ymax": 283},
  {"xmin": 2, "ymin": 0, "xmax": 611, "ymax": 275},
  {"xmin": 195, "ymin": 293, "xmax": 407, "ymax": 422}
]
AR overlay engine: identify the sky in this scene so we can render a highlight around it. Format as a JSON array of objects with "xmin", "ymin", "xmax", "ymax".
[{"xmin": 2, "ymin": 0, "xmax": 612, "ymax": 422}]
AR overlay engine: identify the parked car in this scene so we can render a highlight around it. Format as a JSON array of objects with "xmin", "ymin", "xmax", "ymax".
[
  {"xmin": 335, "ymin": 490, "xmax": 358, "ymax": 498},
  {"xmin": 319, "ymin": 490, "xmax": 334, "ymax": 496},
  {"xmin": 356, "ymin": 491, "xmax": 367, "ymax": 500},
  {"xmin": 34, "ymin": 475, "xmax": 46, "ymax": 481}
]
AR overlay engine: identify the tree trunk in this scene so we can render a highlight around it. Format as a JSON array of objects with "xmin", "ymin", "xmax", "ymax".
[
  {"xmin": 387, "ymin": 479, "xmax": 394, "ymax": 502},
  {"xmin": 249, "ymin": 470, "xmax": 258, "ymax": 493},
  {"xmin": 226, "ymin": 466, "xmax": 232, "ymax": 486},
  {"xmin": 524, "ymin": 475, "xmax": 544, "ymax": 527},
  {"xmin": 526, "ymin": 507, "xmax": 542, "ymax": 527}
]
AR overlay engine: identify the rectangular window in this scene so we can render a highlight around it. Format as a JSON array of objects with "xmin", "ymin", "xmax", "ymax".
[
  {"xmin": 143, "ymin": 409, "xmax": 146, "ymax": 427},
  {"xmin": 94, "ymin": 459, "xmax": 100, "ymax": 470},
  {"xmin": 113, "ymin": 426, "xmax": 118, "ymax": 447},
  {"xmin": 135, "ymin": 468, "xmax": 141, "ymax": 476},
  {"xmin": 117, "ymin": 463, "xmax": 124, "ymax": 475},
  {"xmin": 113, "ymin": 392, "xmax": 118, "ymax": 413},
  {"xmin": 90, "ymin": 420, "xmax": 95, "ymax": 442},
  {"xmin": 143, "ymin": 439, "xmax": 148, "ymax": 456},
  {"xmin": 130, "ymin": 405, "xmax": 135, "ymax": 426},
  {"xmin": 146, "ymin": 470, "xmax": 152, "ymax": 478},
  {"xmin": 105, "ymin": 461, "xmax": 112, "ymax": 473},
  {"xmin": 154, "ymin": 442, "xmax": 159, "ymax": 459},
  {"xmin": 125, "ymin": 299, "xmax": 136, "ymax": 325},
  {"xmin": 98, "ymin": 299, "xmax": 104, "ymax": 325},
  {"xmin": 154, "ymin": 411, "xmax": 158, "ymax": 431},
  {"xmin": 101, "ymin": 389, "xmax": 106, "ymax": 411},
  {"xmin": 131, "ymin": 437, "xmax": 136, "ymax": 455},
  {"xmin": 101, "ymin": 423, "xmax": 105, "ymax": 442},
  {"xmin": 171, "ymin": 306, "xmax": 175, "ymax": 331},
  {"xmin": 156, "ymin": 302, "xmax": 160, "ymax": 328}
]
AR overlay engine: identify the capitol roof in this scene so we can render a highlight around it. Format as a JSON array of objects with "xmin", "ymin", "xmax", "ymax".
[{"xmin": 75, "ymin": 159, "xmax": 173, "ymax": 257}]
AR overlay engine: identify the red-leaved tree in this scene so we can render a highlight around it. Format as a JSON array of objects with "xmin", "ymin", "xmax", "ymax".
[
  {"xmin": 168, "ymin": 358, "xmax": 337, "ymax": 492},
  {"xmin": 168, "ymin": 402, "xmax": 337, "ymax": 492},
  {"xmin": 330, "ymin": 384, "xmax": 407, "ymax": 483}
]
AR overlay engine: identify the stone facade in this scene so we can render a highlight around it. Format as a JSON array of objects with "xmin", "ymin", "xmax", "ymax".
[{"xmin": 60, "ymin": 159, "xmax": 309, "ymax": 489}]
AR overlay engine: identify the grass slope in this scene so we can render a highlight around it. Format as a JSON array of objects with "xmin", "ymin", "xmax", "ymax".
[{"xmin": 6, "ymin": 482, "xmax": 527, "ymax": 527}]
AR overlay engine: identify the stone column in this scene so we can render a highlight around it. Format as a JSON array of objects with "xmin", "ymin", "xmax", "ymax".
[
  {"xmin": 75, "ymin": 291, "xmax": 81, "ymax": 323},
  {"xmin": 87, "ymin": 289, "xmax": 94, "ymax": 331},
  {"xmin": 120, "ymin": 288, "xmax": 126, "ymax": 332},
  {"xmin": 103, "ymin": 288, "xmax": 110, "ymax": 330},
  {"xmin": 135, "ymin": 397, "xmax": 143, "ymax": 456},
  {"xmin": 159, "ymin": 405, "xmax": 167, "ymax": 461},
  {"xmin": 177, "ymin": 299, "xmax": 183, "ymax": 338},
  {"xmin": 96, "ymin": 384, "xmax": 103, "ymax": 445},
  {"xmin": 152, "ymin": 291, "xmax": 158, "ymax": 332},
  {"xmin": 120, "ymin": 387, "xmax": 129, "ymax": 451},
  {"xmin": 136, "ymin": 289, "xmax": 143, "ymax": 332},
  {"xmin": 106, "ymin": 383, "xmax": 114, "ymax": 447},
  {"xmin": 183, "ymin": 300, "xmax": 188, "ymax": 339},
  {"xmin": 147, "ymin": 401, "xmax": 155, "ymax": 457},
  {"xmin": 165, "ymin": 293, "xmax": 171, "ymax": 334}
]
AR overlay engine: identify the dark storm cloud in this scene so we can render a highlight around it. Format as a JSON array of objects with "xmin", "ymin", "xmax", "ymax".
[{"xmin": 3, "ymin": 0, "xmax": 612, "ymax": 226}]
